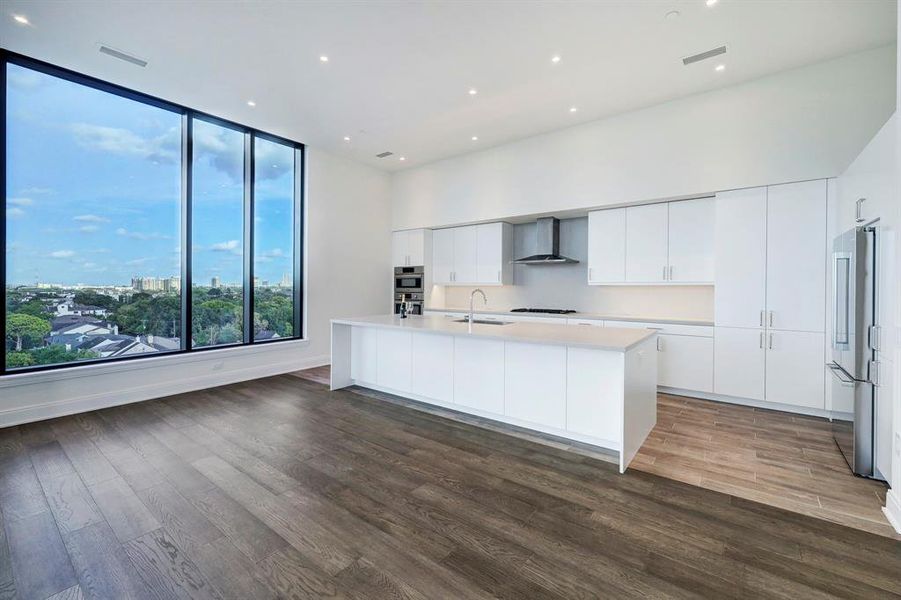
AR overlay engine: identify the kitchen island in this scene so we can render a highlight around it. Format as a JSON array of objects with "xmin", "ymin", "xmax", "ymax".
[{"xmin": 331, "ymin": 314, "xmax": 657, "ymax": 472}]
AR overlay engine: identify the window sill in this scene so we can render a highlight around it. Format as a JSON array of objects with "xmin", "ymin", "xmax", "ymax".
[{"xmin": 0, "ymin": 338, "xmax": 310, "ymax": 389}]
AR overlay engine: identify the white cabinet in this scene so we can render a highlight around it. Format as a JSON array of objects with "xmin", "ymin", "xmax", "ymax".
[
  {"xmin": 351, "ymin": 326, "xmax": 378, "ymax": 384},
  {"xmin": 625, "ymin": 204, "xmax": 669, "ymax": 283},
  {"xmin": 668, "ymin": 198, "xmax": 715, "ymax": 283},
  {"xmin": 432, "ymin": 228, "xmax": 455, "ymax": 284},
  {"xmin": 376, "ymin": 329, "xmax": 412, "ymax": 393},
  {"xmin": 452, "ymin": 225, "xmax": 479, "ymax": 284},
  {"xmin": 714, "ymin": 327, "xmax": 766, "ymax": 401},
  {"xmin": 715, "ymin": 187, "xmax": 768, "ymax": 328},
  {"xmin": 504, "ymin": 342, "xmax": 566, "ymax": 429},
  {"xmin": 475, "ymin": 223, "xmax": 509, "ymax": 285},
  {"xmin": 432, "ymin": 223, "xmax": 512, "ymax": 286},
  {"xmin": 411, "ymin": 333, "xmax": 454, "ymax": 403},
  {"xmin": 587, "ymin": 209, "xmax": 626, "ymax": 283},
  {"xmin": 391, "ymin": 229, "xmax": 429, "ymax": 267},
  {"xmin": 454, "ymin": 337, "xmax": 504, "ymax": 414},
  {"xmin": 715, "ymin": 182, "xmax": 826, "ymax": 332},
  {"xmin": 587, "ymin": 198, "xmax": 714, "ymax": 285},
  {"xmin": 566, "ymin": 347, "xmax": 622, "ymax": 442},
  {"xmin": 764, "ymin": 330, "xmax": 825, "ymax": 409},
  {"xmin": 566, "ymin": 318, "xmax": 605, "ymax": 327},
  {"xmin": 765, "ymin": 180, "xmax": 827, "ymax": 333},
  {"xmin": 657, "ymin": 334, "xmax": 713, "ymax": 393}
]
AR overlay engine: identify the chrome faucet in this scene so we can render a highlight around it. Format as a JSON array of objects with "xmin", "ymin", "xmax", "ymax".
[{"xmin": 468, "ymin": 289, "xmax": 487, "ymax": 333}]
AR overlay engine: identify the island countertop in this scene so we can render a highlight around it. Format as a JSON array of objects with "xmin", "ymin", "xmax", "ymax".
[{"xmin": 330, "ymin": 314, "xmax": 656, "ymax": 351}]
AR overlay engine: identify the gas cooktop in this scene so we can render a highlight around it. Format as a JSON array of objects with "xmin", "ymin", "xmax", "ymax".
[{"xmin": 510, "ymin": 308, "xmax": 577, "ymax": 315}]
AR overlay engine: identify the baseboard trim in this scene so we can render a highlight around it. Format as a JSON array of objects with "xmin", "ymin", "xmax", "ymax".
[
  {"xmin": 658, "ymin": 386, "xmax": 838, "ymax": 419},
  {"xmin": 0, "ymin": 353, "xmax": 330, "ymax": 428},
  {"xmin": 884, "ymin": 490, "xmax": 901, "ymax": 535}
]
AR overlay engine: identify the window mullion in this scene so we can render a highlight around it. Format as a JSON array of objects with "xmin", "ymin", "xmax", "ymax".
[
  {"xmin": 243, "ymin": 132, "xmax": 254, "ymax": 345},
  {"xmin": 180, "ymin": 113, "xmax": 192, "ymax": 351}
]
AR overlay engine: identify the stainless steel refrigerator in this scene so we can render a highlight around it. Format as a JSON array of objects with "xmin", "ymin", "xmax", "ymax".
[{"xmin": 827, "ymin": 225, "xmax": 881, "ymax": 479}]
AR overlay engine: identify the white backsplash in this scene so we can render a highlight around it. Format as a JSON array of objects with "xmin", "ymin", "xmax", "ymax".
[{"xmin": 435, "ymin": 217, "xmax": 714, "ymax": 320}]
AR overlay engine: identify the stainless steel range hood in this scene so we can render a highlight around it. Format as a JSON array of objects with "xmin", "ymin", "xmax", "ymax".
[{"xmin": 512, "ymin": 217, "xmax": 579, "ymax": 265}]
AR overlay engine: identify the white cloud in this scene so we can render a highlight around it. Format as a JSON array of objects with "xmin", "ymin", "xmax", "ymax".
[
  {"xmin": 116, "ymin": 227, "xmax": 170, "ymax": 241},
  {"xmin": 74, "ymin": 214, "xmax": 109, "ymax": 223},
  {"xmin": 80, "ymin": 225, "xmax": 100, "ymax": 233},
  {"xmin": 211, "ymin": 240, "xmax": 240, "ymax": 251},
  {"xmin": 126, "ymin": 257, "xmax": 150, "ymax": 266},
  {"xmin": 50, "ymin": 250, "xmax": 75, "ymax": 259},
  {"xmin": 7, "ymin": 207, "xmax": 25, "ymax": 218},
  {"xmin": 8, "ymin": 197, "xmax": 32, "ymax": 207},
  {"xmin": 70, "ymin": 123, "xmax": 180, "ymax": 164},
  {"xmin": 20, "ymin": 187, "xmax": 53, "ymax": 196}
]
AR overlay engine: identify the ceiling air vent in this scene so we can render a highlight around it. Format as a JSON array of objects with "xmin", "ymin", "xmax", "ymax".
[
  {"xmin": 682, "ymin": 45, "xmax": 727, "ymax": 66},
  {"xmin": 375, "ymin": 151, "xmax": 394, "ymax": 158},
  {"xmin": 99, "ymin": 45, "xmax": 148, "ymax": 67}
]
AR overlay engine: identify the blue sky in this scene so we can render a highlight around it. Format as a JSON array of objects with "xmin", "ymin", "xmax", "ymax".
[{"xmin": 5, "ymin": 63, "xmax": 295, "ymax": 287}]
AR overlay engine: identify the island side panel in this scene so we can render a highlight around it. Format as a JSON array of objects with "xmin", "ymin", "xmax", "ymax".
[
  {"xmin": 620, "ymin": 336, "xmax": 658, "ymax": 473},
  {"xmin": 330, "ymin": 322, "xmax": 353, "ymax": 390},
  {"xmin": 565, "ymin": 346, "xmax": 623, "ymax": 450}
]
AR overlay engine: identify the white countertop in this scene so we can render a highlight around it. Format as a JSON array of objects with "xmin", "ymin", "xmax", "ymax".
[
  {"xmin": 423, "ymin": 307, "xmax": 713, "ymax": 326},
  {"xmin": 331, "ymin": 314, "xmax": 656, "ymax": 351}
]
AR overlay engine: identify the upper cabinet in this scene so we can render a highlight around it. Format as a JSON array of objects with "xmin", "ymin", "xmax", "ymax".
[
  {"xmin": 587, "ymin": 197, "xmax": 715, "ymax": 285},
  {"xmin": 392, "ymin": 228, "xmax": 430, "ymax": 267},
  {"xmin": 625, "ymin": 203, "xmax": 669, "ymax": 283},
  {"xmin": 433, "ymin": 222, "xmax": 512, "ymax": 286},
  {"xmin": 587, "ymin": 208, "xmax": 625, "ymax": 283},
  {"xmin": 714, "ymin": 180, "xmax": 826, "ymax": 332}
]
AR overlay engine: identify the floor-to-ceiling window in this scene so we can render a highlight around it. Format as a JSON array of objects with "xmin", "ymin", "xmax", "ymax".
[{"xmin": 3, "ymin": 53, "xmax": 304, "ymax": 374}]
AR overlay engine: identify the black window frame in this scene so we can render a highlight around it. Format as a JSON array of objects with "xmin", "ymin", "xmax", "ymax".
[{"xmin": 1, "ymin": 49, "xmax": 305, "ymax": 376}]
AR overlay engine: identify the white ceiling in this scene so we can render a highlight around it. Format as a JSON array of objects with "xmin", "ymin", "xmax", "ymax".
[{"xmin": 1, "ymin": 0, "xmax": 896, "ymax": 171}]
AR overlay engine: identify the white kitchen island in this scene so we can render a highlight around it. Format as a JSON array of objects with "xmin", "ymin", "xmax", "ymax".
[{"xmin": 330, "ymin": 314, "xmax": 658, "ymax": 472}]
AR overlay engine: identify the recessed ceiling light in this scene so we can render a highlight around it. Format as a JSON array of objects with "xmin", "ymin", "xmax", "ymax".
[
  {"xmin": 13, "ymin": 14, "xmax": 29, "ymax": 25},
  {"xmin": 471, "ymin": 136, "xmax": 479, "ymax": 141},
  {"xmin": 343, "ymin": 136, "xmax": 350, "ymax": 142},
  {"xmin": 468, "ymin": 88, "xmax": 478, "ymax": 96},
  {"xmin": 706, "ymin": 0, "xmax": 718, "ymax": 6},
  {"xmin": 569, "ymin": 106, "xmax": 578, "ymax": 113},
  {"xmin": 551, "ymin": 55, "xmax": 561, "ymax": 64},
  {"xmin": 715, "ymin": 64, "xmax": 725, "ymax": 72},
  {"xmin": 399, "ymin": 157, "xmax": 406, "ymax": 161},
  {"xmin": 246, "ymin": 100, "xmax": 256, "ymax": 107},
  {"xmin": 319, "ymin": 55, "xmax": 329, "ymax": 62}
]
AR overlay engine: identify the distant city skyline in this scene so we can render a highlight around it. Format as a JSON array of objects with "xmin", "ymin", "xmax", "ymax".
[{"xmin": 5, "ymin": 62, "xmax": 296, "ymax": 287}]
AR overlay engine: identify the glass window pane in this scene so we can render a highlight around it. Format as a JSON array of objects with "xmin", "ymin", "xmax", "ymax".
[
  {"xmin": 191, "ymin": 119, "xmax": 244, "ymax": 348},
  {"xmin": 252, "ymin": 137, "xmax": 294, "ymax": 341},
  {"xmin": 5, "ymin": 63, "xmax": 182, "ymax": 370}
]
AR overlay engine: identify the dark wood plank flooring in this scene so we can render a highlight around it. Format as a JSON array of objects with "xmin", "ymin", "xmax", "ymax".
[{"xmin": 1, "ymin": 373, "xmax": 899, "ymax": 599}]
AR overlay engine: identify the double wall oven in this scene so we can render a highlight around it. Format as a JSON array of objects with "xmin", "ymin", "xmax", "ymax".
[{"xmin": 394, "ymin": 266, "xmax": 423, "ymax": 315}]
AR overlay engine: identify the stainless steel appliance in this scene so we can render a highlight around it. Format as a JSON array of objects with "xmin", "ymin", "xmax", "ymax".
[
  {"xmin": 511, "ymin": 217, "xmax": 579, "ymax": 264},
  {"xmin": 394, "ymin": 266, "xmax": 423, "ymax": 293},
  {"xmin": 828, "ymin": 226, "xmax": 881, "ymax": 478},
  {"xmin": 511, "ymin": 308, "xmax": 577, "ymax": 314},
  {"xmin": 394, "ymin": 266, "xmax": 424, "ymax": 316}
]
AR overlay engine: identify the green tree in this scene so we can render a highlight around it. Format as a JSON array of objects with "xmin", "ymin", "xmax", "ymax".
[
  {"xmin": 5, "ymin": 351, "xmax": 35, "ymax": 368},
  {"xmin": 27, "ymin": 346, "xmax": 97, "ymax": 366},
  {"xmin": 6, "ymin": 313, "xmax": 51, "ymax": 351},
  {"xmin": 12, "ymin": 299, "xmax": 50, "ymax": 320},
  {"xmin": 73, "ymin": 290, "xmax": 120, "ymax": 310}
]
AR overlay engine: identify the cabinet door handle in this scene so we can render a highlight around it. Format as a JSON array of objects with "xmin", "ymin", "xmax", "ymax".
[
  {"xmin": 669, "ymin": 265, "xmax": 673, "ymax": 280},
  {"xmin": 768, "ymin": 311, "xmax": 774, "ymax": 327},
  {"xmin": 759, "ymin": 332, "xmax": 764, "ymax": 349},
  {"xmin": 662, "ymin": 265, "xmax": 667, "ymax": 280},
  {"xmin": 588, "ymin": 267, "xmax": 593, "ymax": 281},
  {"xmin": 856, "ymin": 198, "xmax": 866, "ymax": 223},
  {"xmin": 497, "ymin": 270, "xmax": 501, "ymax": 282},
  {"xmin": 759, "ymin": 310, "xmax": 765, "ymax": 327},
  {"xmin": 656, "ymin": 337, "xmax": 662, "ymax": 351},
  {"xmin": 768, "ymin": 333, "xmax": 774, "ymax": 349}
]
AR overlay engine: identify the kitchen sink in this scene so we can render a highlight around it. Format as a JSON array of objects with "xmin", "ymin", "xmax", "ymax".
[{"xmin": 452, "ymin": 318, "xmax": 510, "ymax": 325}]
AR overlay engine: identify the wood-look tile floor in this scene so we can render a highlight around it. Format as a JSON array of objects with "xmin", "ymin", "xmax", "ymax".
[
  {"xmin": 633, "ymin": 393, "xmax": 896, "ymax": 538},
  {"xmin": 2, "ymin": 374, "xmax": 900, "ymax": 600}
]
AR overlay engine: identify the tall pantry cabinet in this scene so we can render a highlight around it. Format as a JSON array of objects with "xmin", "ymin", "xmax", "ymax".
[{"xmin": 713, "ymin": 180, "xmax": 827, "ymax": 409}]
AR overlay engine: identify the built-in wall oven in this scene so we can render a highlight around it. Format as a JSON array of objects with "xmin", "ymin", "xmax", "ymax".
[
  {"xmin": 394, "ymin": 266, "xmax": 424, "ymax": 315},
  {"xmin": 828, "ymin": 225, "xmax": 880, "ymax": 479}
]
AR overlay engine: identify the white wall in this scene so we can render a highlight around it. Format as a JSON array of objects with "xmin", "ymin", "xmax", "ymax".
[
  {"xmin": 436, "ymin": 217, "xmax": 713, "ymax": 321},
  {"xmin": 0, "ymin": 148, "xmax": 392, "ymax": 427},
  {"xmin": 392, "ymin": 45, "xmax": 896, "ymax": 230}
]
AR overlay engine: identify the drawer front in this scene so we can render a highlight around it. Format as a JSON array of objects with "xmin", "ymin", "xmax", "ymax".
[{"xmin": 606, "ymin": 320, "xmax": 713, "ymax": 337}]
